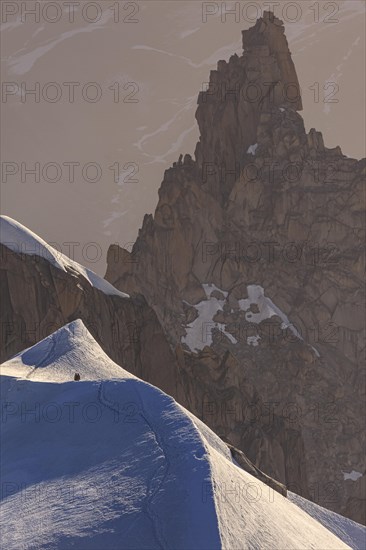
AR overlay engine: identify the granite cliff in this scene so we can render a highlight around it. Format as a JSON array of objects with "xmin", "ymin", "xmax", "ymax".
[{"xmin": 105, "ymin": 12, "xmax": 366, "ymax": 523}]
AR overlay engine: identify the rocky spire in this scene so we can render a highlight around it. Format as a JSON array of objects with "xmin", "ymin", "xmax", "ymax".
[
  {"xmin": 105, "ymin": 13, "xmax": 365, "ymax": 524},
  {"xmin": 242, "ymin": 11, "xmax": 302, "ymax": 111},
  {"xmin": 194, "ymin": 11, "xmax": 303, "ymax": 198}
]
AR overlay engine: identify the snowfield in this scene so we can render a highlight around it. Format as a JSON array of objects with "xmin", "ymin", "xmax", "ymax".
[
  {"xmin": 0, "ymin": 320, "xmax": 364, "ymax": 549},
  {"xmin": 0, "ymin": 215, "xmax": 129, "ymax": 298}
]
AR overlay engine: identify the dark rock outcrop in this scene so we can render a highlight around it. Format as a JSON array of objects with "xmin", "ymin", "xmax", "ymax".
[{"xmin": 227, "ymin": 442, "xmax": 287, "ymax": 497}]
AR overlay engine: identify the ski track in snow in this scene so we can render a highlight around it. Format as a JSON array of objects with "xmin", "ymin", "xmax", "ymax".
[{"xmin": 98, "ymin": 381, "xmax": 170, "ymax": 549}]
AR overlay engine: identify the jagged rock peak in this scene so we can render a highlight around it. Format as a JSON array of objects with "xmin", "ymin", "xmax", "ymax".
[
  {"xmin": 242, "ymin": 11, "xmax": 302, "ymax": 111},
  {"xmin": 193, "ymin": 11, "xmax": 304, "ymax": 197}
]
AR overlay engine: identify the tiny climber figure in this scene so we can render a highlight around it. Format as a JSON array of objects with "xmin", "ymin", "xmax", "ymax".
[{"xmin": 74, "ymin": 373, "xmax": 81, "ymax": 381}]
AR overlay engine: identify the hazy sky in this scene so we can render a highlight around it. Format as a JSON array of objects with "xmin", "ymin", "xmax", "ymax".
[{"xmin": 1, "ymin": 0, "xmax": 365, "ymax": 274}]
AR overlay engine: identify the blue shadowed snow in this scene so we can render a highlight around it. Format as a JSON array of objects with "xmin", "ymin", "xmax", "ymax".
[{"xmin": 1, "ymin": 321, "xmax": 364, "ymax": 550}]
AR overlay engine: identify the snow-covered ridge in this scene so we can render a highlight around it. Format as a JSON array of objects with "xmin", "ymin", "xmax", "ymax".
[
  {"xmin": 288, "ymin": 492, "xmax": 366, "ymax": 550},
  {"xmin": 0, "ymin": 215, "xmax": 128, "ymax": 298},
  {"xmin": 1, "ymin": 320, "xmax": 364, "ymax": 549},
  {"xmin": 0, "ymin": 319, "xmax": 134, "ymax": 383}
]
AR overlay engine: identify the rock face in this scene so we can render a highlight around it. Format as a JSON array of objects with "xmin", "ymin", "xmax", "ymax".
[
  {"xmin": 1, "ymin": 237, "xmax": 304, "ymax": 498},
  {"xmin": 105, "ymin": 12, "xmax": 365, "ymax": 523},
  {"xmin": 0, "ymin": 243, "xmax": 178, "ymax": 398}
]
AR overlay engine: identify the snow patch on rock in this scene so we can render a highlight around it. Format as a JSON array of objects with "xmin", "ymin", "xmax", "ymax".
[
  {"xmin": 247, "ymin": 335, "xmax": 261, "ymax": 347},
  {"xmin": 247, "ymin": 143, "xmax": 258, "ymax": 155},
  {"xmin": 239, "ymin": 284, "xmax": 302, "ymax": 340},
  {"xmin": 342, "ymin": 470, "xmax": 363, "ymax": 482},
  {"xmin": 182, "ymin": 284, "xmax": 235, "ymax": 351}
]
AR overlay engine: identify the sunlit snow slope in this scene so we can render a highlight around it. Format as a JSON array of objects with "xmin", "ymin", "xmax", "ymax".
[
  {"xmin": 0, "ymin": 320, "xmax": 364, "ymax": 549},
  {"xmin": 0, "ymin": 215, "xmax": 128, "ymax": 298}
]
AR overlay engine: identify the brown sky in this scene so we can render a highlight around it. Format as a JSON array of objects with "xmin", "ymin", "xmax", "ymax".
[{"xmin": 1, "ymin": 0, "xmax": 365, "ymax": 274}]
